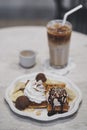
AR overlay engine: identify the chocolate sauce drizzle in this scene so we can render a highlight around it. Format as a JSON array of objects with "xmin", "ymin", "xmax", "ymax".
[{"xmin": 48, "ymin": 87, "xmax": 68, "ymax": 116}]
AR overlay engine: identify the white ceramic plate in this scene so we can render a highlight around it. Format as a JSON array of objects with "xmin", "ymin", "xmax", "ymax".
[{"xmin": 5, "ymin": 72, "xmax": 82, "ymax": 121}]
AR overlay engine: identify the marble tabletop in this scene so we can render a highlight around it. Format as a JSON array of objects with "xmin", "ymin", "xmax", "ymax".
[{"xmin": 0, "ymin": 26, "xmax": 87, "ymax": 130}]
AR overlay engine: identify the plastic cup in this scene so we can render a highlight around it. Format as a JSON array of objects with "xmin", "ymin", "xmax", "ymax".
[{"xmin": 47, "ymin": 19, "xmax": 72, "ymax": 69}]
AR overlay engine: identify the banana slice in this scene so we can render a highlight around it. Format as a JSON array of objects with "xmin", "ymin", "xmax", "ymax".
[
  {"xmin": 13, "ymin": 82, "xmax": 26, "ymax": 93},
  {"xmin": 10, "ymin": 90, "xmax": 24, "ymax": 102},
  {"xmin": 65, "ymin": 87, "xmax": 76, "ymax": 101}
]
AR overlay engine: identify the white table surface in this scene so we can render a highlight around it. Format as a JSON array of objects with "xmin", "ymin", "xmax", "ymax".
[{"xmin": 0, "ymin": 26, "xmax": 87, "ymax": 130}]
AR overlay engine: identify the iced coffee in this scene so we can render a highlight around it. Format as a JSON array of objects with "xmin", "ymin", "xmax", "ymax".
[{"xmin": 47, "ymin": 20, "xmax": 72, "ymax": 68}]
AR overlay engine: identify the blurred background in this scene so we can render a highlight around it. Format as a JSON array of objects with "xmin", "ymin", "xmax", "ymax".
[{"xmin": 0, "ymin": 0, "xmax": 87, "ymax": 34}]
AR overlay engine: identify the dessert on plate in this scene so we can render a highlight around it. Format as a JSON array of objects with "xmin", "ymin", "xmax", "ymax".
[{"xmin": 10, "ymin": 73, "xmax": 76, "ymax": 116}]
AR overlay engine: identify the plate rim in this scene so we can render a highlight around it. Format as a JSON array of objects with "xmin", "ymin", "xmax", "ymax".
[{"xmin": 5, "ymin": 72, "xmax": 82, "ymax": 121}]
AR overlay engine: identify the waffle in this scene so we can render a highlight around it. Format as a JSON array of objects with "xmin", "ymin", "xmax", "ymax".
[
  {"xmin": 27, "ymin": 100, "xmax": 47, "ymax": 109},
  {"xmin": 46, "ymin": 86, "xmax": 70, "ymax": 116},
  {"xmin": 45, "ymin": 79, "xmax": 66, "ymax": 92}
]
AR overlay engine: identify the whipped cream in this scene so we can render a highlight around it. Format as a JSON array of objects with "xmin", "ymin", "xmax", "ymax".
[{"xmin": 24, "ymin": 80, "xmax": 46, "ymax": 104}]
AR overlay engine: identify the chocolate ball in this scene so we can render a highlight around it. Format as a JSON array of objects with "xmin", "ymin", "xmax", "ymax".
[
  {"xmin": 35, "ymin": 73, "xmax": 47, "ymax": 82},
  {"xmin": 15, "ymin": 96, "xmax": 30, "ymax": 110}
]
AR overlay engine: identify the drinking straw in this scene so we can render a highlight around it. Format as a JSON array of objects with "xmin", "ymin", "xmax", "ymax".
[{"xmin": 62, "ymin": 4, "xmax": 83, "ymax": 25}]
